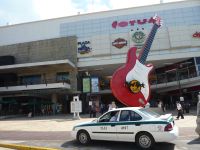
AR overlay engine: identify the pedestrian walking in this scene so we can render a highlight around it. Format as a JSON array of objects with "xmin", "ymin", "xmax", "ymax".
[
  {"xmin": 176, "ymin": 101, "xmax": 184, "ymax": 119},
  {"xmin": 91, "ymin": 104, "xmax": 96, "ymax": 117},
  {"xmin": 100, "ymin": 103, "xmax": 105, "ymax": 114},
  {"xmin": 89, "ymin": 105, "xmax": 92, "ymax": 118}
]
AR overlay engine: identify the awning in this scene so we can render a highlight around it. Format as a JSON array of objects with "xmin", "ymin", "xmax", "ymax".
[{"xmin": 0, "ymin": 59, "xmax": 76, "ymax": 73}]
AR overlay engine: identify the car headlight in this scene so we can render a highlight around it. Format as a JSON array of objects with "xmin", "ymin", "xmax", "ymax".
[{"xmin": 72, "ymin": 127, "xmax": 76, "ymax": 131}]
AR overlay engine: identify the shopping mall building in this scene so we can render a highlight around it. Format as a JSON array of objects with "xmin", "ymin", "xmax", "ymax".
[{"xmin": 0, "ymin": 0, "xmax": 200, "ymax": 116}]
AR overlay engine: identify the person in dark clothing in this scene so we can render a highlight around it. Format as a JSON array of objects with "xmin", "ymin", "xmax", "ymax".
[
  {"xmin": 91, "ymin": 104, "xmax": 96, "ymax": 117},
  {"xmin": 89, "ymin": 105, "xmax": 92, "ymax": 118}
]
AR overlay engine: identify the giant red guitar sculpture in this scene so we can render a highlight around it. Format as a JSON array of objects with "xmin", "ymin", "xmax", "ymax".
[{"xmin": 111, "ymin": 16, "xmax": 162, "ymax": 107}]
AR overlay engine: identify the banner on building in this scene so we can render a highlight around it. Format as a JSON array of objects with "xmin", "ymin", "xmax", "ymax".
[
  {"xmin": 82, "ymin": 78, "xmax": 90, "ymax": 93},
  {"xmin": 91, "ymin": 77, "xmax": 99, "ymax": 93}
]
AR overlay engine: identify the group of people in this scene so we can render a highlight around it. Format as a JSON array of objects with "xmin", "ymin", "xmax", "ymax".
[
  {"xmin": 89, "ymin": 101, "xmax": 117, "ymax": 118},
  {"xmin": 89, "ymin": 99, "xmax": 187, "ymax": 120}
]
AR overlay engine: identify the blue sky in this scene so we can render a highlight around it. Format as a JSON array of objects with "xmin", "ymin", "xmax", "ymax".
[{"xmin": 0, "ymin": 0, "xmax": 184, "ymax": 26}]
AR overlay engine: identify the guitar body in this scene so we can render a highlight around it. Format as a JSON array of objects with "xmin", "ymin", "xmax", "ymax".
[
  {"xmin": 111, "ymin": 47, "xmax": 153, "ymax": 107},
  {"xmin": 111, "ymin": 16, "xmax": 161, "ymax": 107}
]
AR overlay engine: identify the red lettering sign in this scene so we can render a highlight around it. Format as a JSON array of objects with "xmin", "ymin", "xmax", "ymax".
[
  {"xmin": 112, "ymin": 17, "xmax": 155, "ymax": 29},
  {"xmin": 118, "ymin": 21, "xmax": 128, "ymax": 27},
  {"xmin": 193, "ymin": 32, "xmax": 200, "ymax": 38}
]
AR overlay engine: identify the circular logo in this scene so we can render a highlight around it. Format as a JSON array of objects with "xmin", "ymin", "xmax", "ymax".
[
  {"xmin": 132, "ymin": 31, "xmax": 146, "ymax": 43},
  {"xmin": 128, "ymin": 80, "xmax": 144, "ymax": 94}
]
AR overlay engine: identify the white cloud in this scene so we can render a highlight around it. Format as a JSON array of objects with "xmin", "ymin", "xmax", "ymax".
[
  {"xmin": 109, "ymin": 0, "xmax": 161, "ymax": 9},
  {"xmin": 32, "ymin": 0, "xmax": 83, "ymax": 19},
  {"xmin": 32, "ymin": 0, "xmax": 186, "ymax": 20},
  {"xmin": 85, "ymin": 0, "xmax": 110, "ymax": 13}
]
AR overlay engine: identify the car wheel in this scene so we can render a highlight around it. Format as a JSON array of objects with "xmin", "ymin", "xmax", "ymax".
[
  {"xmin": 136, "ymin": 132, "xmax": 155, "ymax": 149},
  {"xmin": 77, "ymin": 130, "xmax": 91, "ymax": 145}
]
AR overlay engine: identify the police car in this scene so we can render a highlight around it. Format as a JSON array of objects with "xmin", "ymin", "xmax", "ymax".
[{"xmin": 71, "ymin": 107, "xmax": 178, "ymax": 149}]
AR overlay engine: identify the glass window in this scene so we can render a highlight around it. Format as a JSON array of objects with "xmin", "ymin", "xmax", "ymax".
[
  {"xmin": 56, "ymin": 72, "xmax": 69, "ymax": 81},
  {"xmin": 140, "ymin": 108, "xmax": 160, "ymax": 118},
  {"xmin": 195, "ymin": 57, "xmax": 200, "ymax": 65},
  {"xmin": 20, "ymin": 75, "xmax": 41, "ymax": 85},
  {"xmin": 120, "ymin": 110, "xmax": 130, "ymax": 121},
  {"xmin": 130, "ymin": 111, "xmax": 142, "ymax": 121},
  {"xmin": 119, "ymin": 110, "xmax": 142, "ymax": 121},
  {"xmin": 99, "ymin": 110, "xmax": 119, "ymax": 122}
]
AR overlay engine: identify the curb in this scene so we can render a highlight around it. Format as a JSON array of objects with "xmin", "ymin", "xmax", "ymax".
[{"xmin": 0, "ymin": 143, "xmax": 60, "ymax": 150}]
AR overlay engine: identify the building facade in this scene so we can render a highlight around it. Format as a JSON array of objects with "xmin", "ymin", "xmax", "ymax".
[{"xmin": 0, "ymin": 0, "xmax": 200, "ymax": 116}]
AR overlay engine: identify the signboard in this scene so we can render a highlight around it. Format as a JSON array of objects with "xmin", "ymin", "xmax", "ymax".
[
  {"xmin": 129, "ymin": 28, "xmax": 147, "ymax": 50},
  {"xmin": 70, "ymin": 101, "xmax": 82, "ymax": 113},
  {"xmin": 112, "ymin": 38, "xmax": 127, "ymax": 49},
  {"xmin": 89, "ymin": 101, "xmax": 92, "ymax": 106},
  {"xmin": 112, "ymin": 17, "xmax": 155, "ymax": 29},
  {"xmin": 193, "ymin": 32, "xmax": 200, "ymax": 38},
  {"xmin": 82, "ymin": 78, "xmax": 90, "ymax": 93},
  {"xmin": 91, "ymin": 77, "xmax": 99, "ymax": 93},
  {"xmin": 180, "ymin": 97, "xmax": 184, "ymax": 102},
  {"xmin": 77, "ymin": 41, "xmax": 92, "ymax": 54}
]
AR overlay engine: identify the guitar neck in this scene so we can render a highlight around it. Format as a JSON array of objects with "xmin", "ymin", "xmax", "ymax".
[{"xmin": 139, "ymin": 24, "xmax": 160, "ymax": 64}]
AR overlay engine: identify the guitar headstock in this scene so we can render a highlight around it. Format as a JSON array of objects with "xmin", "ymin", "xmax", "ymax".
[{"xmin": 153, "ymin": 15, "xmax": 162, "ymax": 27}]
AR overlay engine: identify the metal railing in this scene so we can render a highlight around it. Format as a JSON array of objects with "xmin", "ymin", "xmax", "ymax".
[
  {"xmin": 150, "ymin": 65, "xmax": 198, "ymax": 85},
  {"xmin": 97, "ymin": 65, "xmax": 199, "ymax": 91},
  {"xmin": 0, "ymin": 78, "xmax": 71, "ymax": 88}
]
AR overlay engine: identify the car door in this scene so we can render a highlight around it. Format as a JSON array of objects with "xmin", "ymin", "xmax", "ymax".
[
  {"xmin": 90, "ymin": 110, "xmax": 120, "ymax": 141},
  {"xmin": 116, "ymin": 110, "xmax": 142, "ymax": 142}
]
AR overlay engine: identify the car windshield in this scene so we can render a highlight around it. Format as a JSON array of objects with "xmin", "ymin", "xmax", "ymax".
[{"xmin": 140, "ymin": 108, "xmax": 161, "ymax": 118}]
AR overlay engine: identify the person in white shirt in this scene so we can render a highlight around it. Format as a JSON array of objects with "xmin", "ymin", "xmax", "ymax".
[
  {"xmin": 176, "ymin": 101, "xmax": 184, "ymax": 119},
  {"xmin": 109, "ymin": 111, "xmax": 118, "ymax": 122},
  {"xmin": 109, "ymin": 115, "xmax": 117, "ymax": 122}
]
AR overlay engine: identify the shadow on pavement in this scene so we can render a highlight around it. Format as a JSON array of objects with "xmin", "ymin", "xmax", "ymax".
[
  {"xmin": 61, "ymin": 140, "xmax": 175, "ymax": 150},
  {"xmin": 187, "ymin": 138, "xmax": 200, "ymax": 144}
]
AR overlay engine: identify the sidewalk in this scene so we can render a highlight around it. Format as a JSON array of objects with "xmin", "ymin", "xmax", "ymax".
[
  {"xmin": 0, "ymin": 114, "xmax": 93, "ymax": 132},
  {"xmin": 0, "ymin": 109, "xmax": 198, "ymax": 150},
  {"xmin": 0, "ymin": 109, "xmax": 198, "ymax": 132}
]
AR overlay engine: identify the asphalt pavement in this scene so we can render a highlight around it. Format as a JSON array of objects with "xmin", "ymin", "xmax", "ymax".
[{"xmin": 0, "ymin": 109, "xmax": 199, "ymax": 150}]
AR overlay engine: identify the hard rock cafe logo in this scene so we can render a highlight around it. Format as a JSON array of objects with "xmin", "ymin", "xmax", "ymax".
[
  {"xmin": 127, "ymin": 80, "xmax": 144, "ymax": 94},
  {"xmin": 131, "ymin": 30, "xmax": 146, "ymax": 44},
  {"xmin": 77, "ymin": 41, "xmax": 91, "ymax": 54},
  {"xmin": 112, "ymin": 38, "xmax": 127, "ymax": 49}
]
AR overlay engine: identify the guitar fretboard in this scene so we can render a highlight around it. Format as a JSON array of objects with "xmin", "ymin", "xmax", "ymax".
[{"xmin": 139, "ymin": 23, "xmax": 160, "ymax": 64}]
